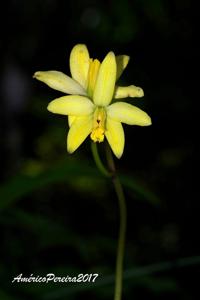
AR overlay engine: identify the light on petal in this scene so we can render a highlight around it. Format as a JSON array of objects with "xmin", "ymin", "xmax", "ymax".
[
  {"xmin": 93, "ymin": 52, "xmax": 117, "ymax": 106},
  {"xmin": 70, "ymin": 44, "xmax": 90, "ymax": 89},
  {"xmin": 47, "ymin": 95, "xmax": 94, "ymax": 116},
  {"xmin": 105, "ymin": 117, "xmax": 125, "ymax": 159},
  {"xmin": 67, "ymin": 116, "xmax": 93, "ymax": 153},
  {"xmin": 116, "ymin": 55, "xmax": 130, "ymax": 80},
  {"xmin": 33, "ymin": 71, "xmax": 86, "ymax": 95},
  {"xmin": 114, "ymin": 85, "xmax": 144, "ymax": 99},
  {"xmin": 107, "ymin": 102, "xmax": 151, "ymax": 126}
]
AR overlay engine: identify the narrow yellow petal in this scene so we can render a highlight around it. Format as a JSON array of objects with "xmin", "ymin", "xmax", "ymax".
[
  {"xmin": 33, "ymin": 71, "xmax": 86, "ymax": 95},
  {"xmin": 116, "ymin": 55, "xmax": 130, "ymax": 80},
  {"xmin": 114, "ymin": 85, "xmax": 144, "ymax": 99},
  {"xmin": 105, "ymin": 117, "xmax": 125, "ymax": 159},
  {"xmin": 68, "ymin": 116, "xmax": 76, "ymax": 127},
  {"xmin": 70, "ymin": 44, "xmax": 90, "ymax": 89},
  {"xmin": 107, "ymin": 102, "xmax": 152, "ymax": 126},
  {"xmin": 67, "ymin": 116, "xmax": 93, "ymax": 153},
  {"xmin": 93, "ymin": 51, "xmax": 117, "ymax": 106},
  {"xmin": 87, "ymin": 59, "xmax": 101, "ymax": 98},
  {"xmin": 47, "ymin": 95, "xmax": 94, "ymax": 116}
]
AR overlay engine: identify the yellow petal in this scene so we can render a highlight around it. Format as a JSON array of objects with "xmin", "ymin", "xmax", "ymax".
[
  {"xmin": 107, "ymin": 102, "xmax": 152, "ymax": 126},
  {"xmin": 105, "ymin": 117, "xmax": 125, "ymax": 159},
  {"xmin": 68, "ymin": 116, "xmax": 76, "ymax": 127},
  {"xmin": 67, "ymin": 116, "xmax": 93, "ymax": 153},
  {"xmin": 33, "ymin": 71, "xmax": 86, "ymax": 95},
  {"xmin": 87, "ymin": 59, "xmax": 101, "ymax": 98},
  {"xmin": 116, "ymin": 55, "xmax": 130, "ymax": 80},
  {"xmin": 114, "ymin": 85, "xmax": 144, "ymax": 99},
  {"xmin": 70, "ymin": 44, "xmax": 90, "ymax": 89},
  {"xmin": 47, "ymin": 95, "xmax": 94, "ymax": 116},
  {"xmin": 93, "ymin": 51, "xmax": 117, "ymax": 106}
]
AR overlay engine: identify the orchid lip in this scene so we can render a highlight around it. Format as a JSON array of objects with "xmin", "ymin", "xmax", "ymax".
[{"xmin": 90, "ymin": 106, "xmax": 106, "ymax": 143}]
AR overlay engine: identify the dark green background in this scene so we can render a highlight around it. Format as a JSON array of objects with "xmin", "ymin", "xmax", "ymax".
[{"xmin": 0, "ymin": 0, "xmax": 198, "ymax": 299}]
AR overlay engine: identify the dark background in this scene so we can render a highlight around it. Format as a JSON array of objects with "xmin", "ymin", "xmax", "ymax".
[{"xmin": 0, "ymin": 0, "xmax": 198, "ymax": 299}]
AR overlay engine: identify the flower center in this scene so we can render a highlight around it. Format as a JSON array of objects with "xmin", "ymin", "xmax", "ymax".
[
  {"xmin": 87, "ymin": 58, "xmax": 100, "ymax": 98},
  {"xmin": 90, "ymin": 107, "xmax": 106, "ymax": 143}
]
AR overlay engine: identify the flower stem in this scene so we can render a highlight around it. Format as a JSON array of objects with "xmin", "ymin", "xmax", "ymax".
[
  {"xmin": 91, "ymin": 142, "xmax": 111, "ymax": 178},
  {"xmin": 106, "ymin": 145, "xmax": 127, "ymax": 300},
  {"xmin": 91, "ymin": 142, "xmax": 127, "ymax": 300}
]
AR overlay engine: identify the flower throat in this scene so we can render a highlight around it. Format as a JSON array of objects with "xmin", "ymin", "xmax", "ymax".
[{"xmin": 90, "ymin": 107, "xmax": 106, "ymax": 143}]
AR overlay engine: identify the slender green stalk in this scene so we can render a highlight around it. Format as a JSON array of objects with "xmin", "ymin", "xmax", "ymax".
[
  {"xmin": 106, "ymin": 145, "xmax": 127, "ymax": 300},
  {"xmin": 91, "ymin": 142, "xmax": 127, "ymax": 300},
  {"xmin": 91, "ymin": 142, "xmax": 111, "ymax": 178}
]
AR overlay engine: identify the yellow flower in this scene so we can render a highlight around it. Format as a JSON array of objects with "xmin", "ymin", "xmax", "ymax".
[{"xmin": 33, "ymin": 44, "xmax": 151, "ymax": 158}]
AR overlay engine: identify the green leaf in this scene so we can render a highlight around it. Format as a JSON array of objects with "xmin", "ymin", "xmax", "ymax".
[
  {"xmin": 120, "ymin": 174, "xmax": 160, "ymax": 205},
  {"xmin": 0, "ymin": 158, "xmax": 99, "ymax": 211},
  {"xmin": 41, "ymin": 256, "xmax": 200, "ymax": 299},
  {"xmin": 0, "ymin": 158, "xmax": 159, "ymax": 211}
]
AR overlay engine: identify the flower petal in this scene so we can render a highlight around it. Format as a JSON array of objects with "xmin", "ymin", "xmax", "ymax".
[
  {"xmin": 68, "ymin": 116, "xmax": 76, "ymax": 127},
  {"xmin": 116, "ymin": 55, "xmax": 130, "ymax": 80},
  {"xmin": 47, "ymin": 95, "xmax": 94, "ymax": 116},
  {"xmin": 114, "ymin": 85, "xmax": 144, "ymax": 99},
  {"xmin": 105, "ymin": 117, "xmax": 125, "ymax": 159},
  {"xmin": 70, "ymin": 44, "xmax": 90, "ymax": 89},
  {"xmin": 93, "ymin": 51, "xmax": 117, "ymax": 106},
  {"xmin": 87, "ymin": 59, "xmax": 101, "ymax": 98},
  {"xmin": 107, "ymin": 102, "xmax": 152, "ymax": 126},
  {"xmin": 33, "ymin": 71, "xmax": 86, "ymax": 95},
  {"xmin": 67, "ymin": 116, "xmax": 93, "ymax": 153}
]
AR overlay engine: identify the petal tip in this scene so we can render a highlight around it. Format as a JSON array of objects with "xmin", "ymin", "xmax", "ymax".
[
  {"xmin": 47, "ymin": 100, "xmax": 58, "ymax": 113},
  {"xmin": 148, "ymin": 118, "xmax": 152, "ymax": 126},
  {"xmin": 130, "ymin": 85, "xmax": 144, "ymax": 98},
  {"xmin": 122, "ymin": 55, "xmax": 130, "ymax": 65},
  {"xmin": 67, "ymin": 137, "xmax": 75, "ymax": 154},
  {"xmin": 67, "ymin": 145, "xmax": 74, "ymax": 154},
  {"xmin": 33, "ymin": 71, "xmax": 41, "ymax": 79},
  {"xmin": 107, "ymin": 51, "xmax": 115, "ymax": 58},
  {"xmin": 110, "ymin": 146, "xmax": 123, "ymax": 159},
  {"xmin": 47, "ymin": 102, "xmax": 53, "ymax": 112},
  {"xmin": 144, "ymin": 115, "xmax": 152, "ymax": 126},
  {"xmin": 72, "ymin": 43, "xmax": 87, "ymax": 50},
  {"xmin": 137, "ymin": 87, "xmax": 144, "ymax": 97},
  {"xmin": 115, "ymin": 151, "xmax": 123, "ymax": 159}
]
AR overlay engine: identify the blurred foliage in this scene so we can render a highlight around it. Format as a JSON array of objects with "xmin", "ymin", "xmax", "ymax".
[
  {"xmin": 0, "ymin": 0, "xmax": 198, "ymax": 299},
  {"xmin": 0, "ymin": 158, "xmax": 160, "ymax": 211}
]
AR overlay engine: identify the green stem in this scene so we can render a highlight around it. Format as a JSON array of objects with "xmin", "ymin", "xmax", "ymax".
[
  {"xmin": 91, "ymin": 142, "xmax": 127, "ymax": 300},
  {"xmin": 106, "ymin": 145, "xmax": 127, "ymax": 300},
  {"xmin": 91, "ymin": 142, "xmax": 111, "ymax": 178},
  {"xmin": 113, "ymin": 177, "xmax": 126, "ymax": 300}
]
